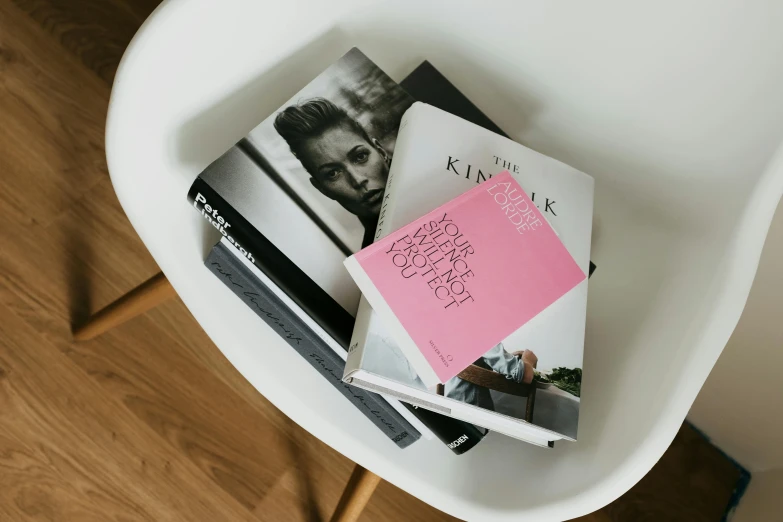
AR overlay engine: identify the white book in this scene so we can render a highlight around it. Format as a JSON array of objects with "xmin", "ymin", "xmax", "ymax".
[{"xmin": 344, "ymin": 103, "xmax": 594, "ymax": 445}]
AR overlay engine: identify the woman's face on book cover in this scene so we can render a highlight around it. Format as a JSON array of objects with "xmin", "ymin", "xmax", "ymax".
[{"xmin": 302, "ymin": 124, "xmax": 390, "ymax": 220}]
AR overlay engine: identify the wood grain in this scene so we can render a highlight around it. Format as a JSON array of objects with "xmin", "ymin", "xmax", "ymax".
[
  {"xmin": 0, "ymin": 2, "xmax": 108, "ymax": 229},
  {"xmin": 10, "ymin": 0, "xmax": 155, "ymax": 83},
  {"xmin": 329, "ymin": 465, "xmax": 382, "ymax": 522},
  {"xmin": 0, "ymin": 0, "xmax": 744, "ymax": 521}
]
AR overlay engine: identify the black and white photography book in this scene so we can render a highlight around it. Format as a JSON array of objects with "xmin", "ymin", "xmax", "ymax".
[
  {"xmin": 188, "ymin": 47, "xmax": 415, "ymax": 351},
  {"xmin": 190, "ymin": 48, "xmax": 411, "ymax": 291},
  {"xmin": 188, "ymin": 48, "xmax": 490, "ymax": 453}
]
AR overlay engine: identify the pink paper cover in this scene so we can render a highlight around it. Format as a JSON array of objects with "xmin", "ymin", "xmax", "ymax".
[{"xmin": 353, "ymin": 171, "xmax": 586, "ymax": 383}]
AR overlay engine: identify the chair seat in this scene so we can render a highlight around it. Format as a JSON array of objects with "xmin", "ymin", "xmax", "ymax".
[{"xmin": 105, "ymin": 0, "xmax": 783, "ymax": 520}]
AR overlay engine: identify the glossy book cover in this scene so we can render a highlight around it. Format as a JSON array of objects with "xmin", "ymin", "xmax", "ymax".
[{"xmin": 344, "ymin": 171, "xmax": 586, "ymax": 385}]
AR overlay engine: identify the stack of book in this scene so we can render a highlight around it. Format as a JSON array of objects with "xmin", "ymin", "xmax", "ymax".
[{"xmin": 187, "ymin": 48, "xmax": 595, "ymax": 453}]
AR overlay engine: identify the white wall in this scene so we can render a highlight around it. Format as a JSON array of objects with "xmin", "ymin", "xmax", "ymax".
[
  {"xmin": 688, "ymin": 198, "xmax": 783, "ymax": 472},
  {"xmin": 732, "ymin": 468, "xmax": 783, "ymax": 522}
]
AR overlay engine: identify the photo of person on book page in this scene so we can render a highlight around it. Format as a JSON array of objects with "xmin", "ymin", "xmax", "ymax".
[
  {"xmin": 361, "ymin": 306, "xmax": 582, "ymax": 439},
  {"xmin": 243, "ymin": 48, "xmax": 413, "ymax": 254},
  {"xmin": 273, "ymin": 98, "xmax": 391, "ymax": 249},
  {"xmin": 444, "ymin": 345, "xmax": 538, "ymax": 411},
  {"xmin": 195, "ymin": 50, "xmax": 411, "ymax": 315}
]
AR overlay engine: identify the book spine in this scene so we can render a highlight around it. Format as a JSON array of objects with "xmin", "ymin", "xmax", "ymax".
[
  {"xmin": 191, "ymin": 167, "xmax": 475, "ymax": 453},
  {"xmin": 220, "ymin": 238, "xmax": 434, "ymax": 441},
  {"xmin": 344, "ymin": 106, "xmax": 488, "ymax": 453},
  {"xmin": 345, "ymin": 105, "xmax": 418, "ymax": 376},
  {"xmin": 344, "ymin": 256, "xmax": 440, "ymax": 388},
  {"xmin": 373, "ymin": 106, "xmax": 418, "ymax": 242},
  {"xmin": 344, "ymin": 298, "xmax": 372, "ymax": 377},
  {"xmin": 188, "ymin": 177, "xmax": 354, "ymax": 349},
  {"xmin": 400, "ymin": 406, "xmax": 485, "ymax": 455},
  {"xmin": 205, "ymin": 241, "xmax": 420, "ymax": 449}
]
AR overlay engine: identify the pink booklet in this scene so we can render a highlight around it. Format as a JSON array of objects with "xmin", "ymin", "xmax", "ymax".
[{"xmin": 344, "ymin": 171, "xmax": 586, "ymax": 386}]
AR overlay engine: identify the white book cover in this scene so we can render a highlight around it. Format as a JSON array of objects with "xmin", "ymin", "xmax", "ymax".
[{"xmin": 344, "ymin": 103, "xmax": 594, "ymax": 444}]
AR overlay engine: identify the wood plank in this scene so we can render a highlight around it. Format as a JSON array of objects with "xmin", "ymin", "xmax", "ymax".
[
  {"xmin": 0, "ymin": 300, "xmax": 261, "ymax": 521},
  {"xmin": 0, "ymin": 427, "xmax": 147, "ymax": 522},
  {"xmin": 10, "ymin": 0, "xmax": 155, "ymax": 83},
  {"xmin": 0, "ymin": 2, "xmax": 109, "ymax": 229},
  {"xmin": 0, "ymin": 216, "xmax": 296, "ymax": 514}
]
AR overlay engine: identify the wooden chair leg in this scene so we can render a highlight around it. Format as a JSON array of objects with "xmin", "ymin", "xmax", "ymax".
[
  {"xmin": 329, "ymin": 464, "xmax": 382, "ymax": 522},
  {"xmin": 72, "ymin": 272, "xmax": 176, "ymax": 341}
]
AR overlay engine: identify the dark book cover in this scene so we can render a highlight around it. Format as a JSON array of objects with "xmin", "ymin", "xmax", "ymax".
[{"xmin": 400, "ymin": 61, "xmax": 509, "ymax": 138}]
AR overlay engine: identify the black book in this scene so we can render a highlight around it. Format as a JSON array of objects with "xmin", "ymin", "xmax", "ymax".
[
  {"xmin": 189, "ymin": 48, "xmax": 485, "ymax": 454},
  {"xmin": 399, "ymin": 61, "xmax": 508, "ymax": 137}
]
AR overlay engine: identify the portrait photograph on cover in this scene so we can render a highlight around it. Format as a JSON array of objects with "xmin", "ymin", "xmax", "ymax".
[
  {"xmin": 201, "ymin": 47, "xmax": 413, "ymax": 255},
  {"xmin": 197, "ymin": 48, "xmax": 412, "ymax": 315}
]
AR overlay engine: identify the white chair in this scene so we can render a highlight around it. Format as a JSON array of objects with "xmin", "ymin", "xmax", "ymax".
[{"xmin": 95, "ymin": 0, "xmax": 783, "ymax": 520}]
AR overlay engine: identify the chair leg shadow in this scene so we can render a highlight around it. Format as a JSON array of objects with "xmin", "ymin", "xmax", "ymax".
[
  {"xmin": 65, "ymin": 219, "xmax": 94, "ymax": 335},
  {"xmin": 283, "ymin": 417, "xmax": 323, "ymax": 522}
]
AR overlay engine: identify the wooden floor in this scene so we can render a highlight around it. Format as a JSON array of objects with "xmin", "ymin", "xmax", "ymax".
[{"xmin": 0, "ymin": 1, "xmax": 743, "ymax": 520}]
